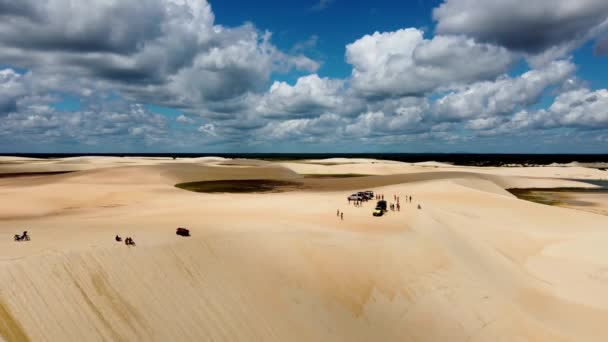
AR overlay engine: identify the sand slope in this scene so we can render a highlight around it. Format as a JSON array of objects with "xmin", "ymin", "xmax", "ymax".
[{"xmin": 1, "ymin": 158, "xmax": 608, "ymax": 341}]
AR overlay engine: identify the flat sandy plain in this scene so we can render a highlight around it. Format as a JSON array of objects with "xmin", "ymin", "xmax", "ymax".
[{"xmin": 1, "ymin": 156, "xmax": 608, "ymax": 341}]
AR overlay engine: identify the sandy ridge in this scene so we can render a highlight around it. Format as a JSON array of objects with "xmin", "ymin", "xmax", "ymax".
[{"xmin": 1, "ymin": 157, "xmax": 608, "ymax": 341}]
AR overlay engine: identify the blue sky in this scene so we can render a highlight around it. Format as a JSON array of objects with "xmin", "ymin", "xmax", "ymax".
[
  {"xmin": 212, "ymin": 0, "xmax": 442, "ymax": 79},
  {"xmin": 1, "ymin": 0, "xmax": 608, "ymax": 153}
]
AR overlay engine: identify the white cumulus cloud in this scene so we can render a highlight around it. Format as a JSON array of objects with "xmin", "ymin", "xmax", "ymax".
[
  {"xmin": 346, "ymin": 28, "xmax": 514, "ymax": 98},
  {"xmin": 433, "ymin": 60, "xmax": 576, "ymax": 120}
]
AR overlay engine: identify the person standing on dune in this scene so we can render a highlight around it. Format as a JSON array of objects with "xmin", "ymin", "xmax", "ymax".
[{"xmin": 340, "ymin": 212, "xmax": 343, "ymax": 220}]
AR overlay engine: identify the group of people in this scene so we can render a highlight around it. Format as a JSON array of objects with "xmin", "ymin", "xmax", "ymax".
[
  {"xmin": 339, "ymin": 191, "xmax": 421, "ymax": 220},
  {"xmin": 381, "ymin": 193, "xmax": 413, "ymax": 212},
  {"xmin": 393, "ymin": 194, "xmax": 412, "ymax": 203},
  {"xmin": 394, "ymin": 194, "xmax": 415, "ymax": 210},
  {"xmin": 376, "ymin": 193, "xmax": 413, "ymax": 202},
  {"xmin": 115, "ymin": 235, "xmax": 135, "ymax": 246}
]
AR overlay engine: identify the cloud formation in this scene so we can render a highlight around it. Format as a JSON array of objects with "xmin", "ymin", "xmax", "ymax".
[
  {"xmin": 0, "ymin": 0, "xmax": 318, "ymax": 109},
  {"xmin": 434, "ymin": 0, "xmax": 608, "ymax": 66},
  {"xmin": 535, "ymin": 88, "xmax": 608, "ymax": 128},
  {"xmin": 595, "ymin": 35, "xmax": 608, "ymax": 55},
  {"xmin": 433, "ymin": 60, "xmax": 576, "ymax": 120},
  {"xmin": 255, "ymin": 74, "xmax": 354, "ymax": 118},
  {"xmin": 346, "ymin": 29, "xmax": 513, "ymax": 98},
  {"xmin": 0, "ymin": 69, "xmax": 28, "ymax": 115},
  {"xmin": 0, "ymin": 101, "xmax": 168, "ymax": 148},
  {"xmin": 1, "ymin": 0, "xmax": 607, "ymax": 152}
]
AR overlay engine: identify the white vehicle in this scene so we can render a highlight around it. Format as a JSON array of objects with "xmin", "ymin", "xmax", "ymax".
[{"xmin": 348, "ymin": 194, "xmax": 365, "ymax": 201}]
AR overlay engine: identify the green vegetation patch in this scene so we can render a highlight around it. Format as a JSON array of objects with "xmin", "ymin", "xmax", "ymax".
[
  {"xmin": 175, "ymin": 179, "xmax": 304, "ymax": 193},
  {"xmin": 509, "ymin": 187, "xmax": 607, "ymax": 207},
  {"xmin": 508, "ymin": 189, "xmax": 563, "ymax": 206}
]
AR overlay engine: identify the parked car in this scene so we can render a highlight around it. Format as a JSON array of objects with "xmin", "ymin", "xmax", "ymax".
[
  {"xmin": 364, "ymin": 190, "xmax": 374, "ymax": 198},
  {"xmin": 176, "ymin": 227, "xmax": 190, "ymax": 237},
  {"xmin": 348, "ymin": 194, "xmax": 365, "ymax": 201},
  {"xmin": 357, "ymin": 192, "xmax": 372, "ymax": 200}
]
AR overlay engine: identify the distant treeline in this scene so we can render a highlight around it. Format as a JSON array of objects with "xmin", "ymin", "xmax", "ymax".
[{"xmin": 3, "ymin": 153, "xmax": 608, "ymax": 167}]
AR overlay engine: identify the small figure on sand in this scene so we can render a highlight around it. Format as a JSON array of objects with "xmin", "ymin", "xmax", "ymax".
[
  {"xmin": 340, "ymin": 212, "xmax": 343, "ymax": 220},
  {"xmin": 417, "ymin": 204, "xmax": 421, "ymax": 210},
  {"xmin": 14, "ymin": 230, "xmax": 30, "ymax": 242},
  {"xmin": 337, "ymin": 209, "xmax": 340, "ymax": 216},
  {"xmin": 397, "ymin": 203, "xmax": 400, "ymax": 211},
  {"xmin": 115, "ymin": 235, "xmax": 122, "ymax": 242},
  {"xmin": 125, "ymin": 237, "xmax": 135, "ymax": 246}
]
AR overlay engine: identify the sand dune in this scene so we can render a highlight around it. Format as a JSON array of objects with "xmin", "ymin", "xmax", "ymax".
[{"xmin": 1, "ymin": 158, "xmax": 608, "ymax": 341}]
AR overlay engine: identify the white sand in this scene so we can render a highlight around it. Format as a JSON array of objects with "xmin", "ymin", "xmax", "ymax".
[{"xmin": 1, "ymin": 157, "xmax": 608, "ymax": 341}]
